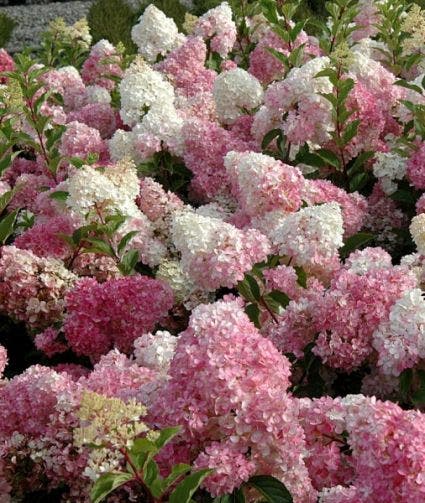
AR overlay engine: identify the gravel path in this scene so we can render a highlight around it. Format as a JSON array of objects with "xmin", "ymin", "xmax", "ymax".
[{"xmin": 1, "ymin": 1, "xmax": 94, "ymax": 53}]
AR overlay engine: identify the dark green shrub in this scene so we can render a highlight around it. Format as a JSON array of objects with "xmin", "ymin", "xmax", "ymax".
[
  {"xmin": 87, "ymin": 0, "xmax": 138, "ymax": 52},
  {"xmin": 0, "ymin": 12, "xmax": 17, "ymax": 49}
]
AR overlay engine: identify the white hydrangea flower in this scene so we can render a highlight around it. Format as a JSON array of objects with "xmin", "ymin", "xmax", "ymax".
[
  {"xmin": 410, "ymin": 213, "xmax": 425, "ymax": 255},
  {"xmin": 85, "ymin": 85, "xmax": 111, "ymax": 105},
  {"xmin": 119, "ymin": 63, "xmax": 175, "ymax": 126},
  {"xmin": 213, "ymin": 68, "xmax": 264, "ymax": 124},
  {"xmin": 133, "ymin": 331, "xmax": 178, "ymax": 373},
  {"xmin": 271, "ymin": 202, "xmax": 344, "ymax": 266},
  {"xmin": 67, "ymin": 161, "xmax": 140, "ymax": 218},
  {"xmin": 284, "ymin": 56, "xmax": 333, "ymax": 104},
  {"xmin": 372, "ymin": 152, "xmax": 406, "ymax": 194},
  {"xmin": 108, "ymin": 129, "xmax": 137, "ymax": 161},
  {"xmin": 133, "ymin": 102, "xmax": 184, "ymax": 156},
  {"xmin": 131, "ymin": 4, "xmax": 182, "ymax": 62},
  {"xmin": 172, "ymin": 209, "xmax": 226, "ymax": 256},
  {"xmin": 372, "ymin": 288, "xmax": 425, "ymax": 376}
]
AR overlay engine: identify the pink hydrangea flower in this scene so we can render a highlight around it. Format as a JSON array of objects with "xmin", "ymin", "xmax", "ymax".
[
  {"xmin": 81, "ymin": 40, "xmax": 123, "ymax": 91},
  {"xmin": 407, "ymin": 142, "xmax": 425, "ymax": 190},
  {"xmin": 156, "ymin": 36, "xmax": 216, "ymax": 97},
  {"xmin": 59, "ymin": 121, "xmax": 109, "ymax": 162},
  {"xmin": 64, "ymin": 275, "xmax": 174, "ymax": 359},
  {"xmin": 0, "ymin": 345, "xmax": 7, "ymax": 378},
  {"xmin": 0, "ymin": 49, "xmax": 14, "ymax": 84},
  {"xmin": 14, "ymin": 215, "xmax": 77, "ymax": 261},
  {"xmin": 313, "ymin": 266, "xmax": 417, "ymax": 370},
  {"xmin": 152, "ymin": 298, "xmax": 317, "ymax": 502},
  {"xmin": 67, "ymin": 103, "xmax": 117, "ymax": 139}
]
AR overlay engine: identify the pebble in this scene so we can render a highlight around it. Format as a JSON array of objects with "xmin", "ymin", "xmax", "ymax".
[{"xmin": 0, "ymin": 1, "xmax": 94, "ymax": 53}]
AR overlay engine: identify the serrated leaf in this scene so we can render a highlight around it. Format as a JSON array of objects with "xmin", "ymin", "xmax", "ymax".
[
  {"xmin": 90, "ymin": 472, "xmax": 133, "ymax": 503},
  {"xmin": 266, "ymin": 47, "xmax": 288, "ymax": 65},
  {"xmin": 0, "ymin": 190, "xmax": 15, "ymax": 214},
  {"xmin": 342, "ymin": 119, "xmax": 360, "ymax": 145},
  {"xmin": 0, "ymin": 209, "xmax": 19, "ymax": 244},
  {"xmin": 264, "ymin": 290, "xmax": 290, "ymax": 312},
  {"xmin": 245, "ymin": 303, "xmax": 261, "ymax": 328},
  {"xmin": 316, "ymin": 149, "xmax": 340, "ymax": 169},
  {"xmin": 248, "ymin": 475, "xmax": 293, "ymax": 503},
  {"xmin": 346, "ymin": 151, "xmax": 374, "ymax": 177},
  {"xmin": 214, "ymin": 488, "xmax": 246, "ymax": 503},
  {"xmin": 82, "ymin": 238, "xmax": 115, "ymax": 257},
  {"xmin": 245, "ymin": 274, "xmax": 261, "ymax": 301},
  {"xmin": 163, "ymin": 463, "xmax": 191, "ymax": 491},
  {"xmin": 118, "ymin": 249, "xmax": 139, "ymax": 275},
  {"xmin": 340, "ymin": 232, "xmax": 374, "ymax": 259},
  {"xmin": 117, "ymin": 231, "xmax": 139, "ymax": 254},
  {"xmin": 262, "ymin": 129, "xmax": 282, "ymax": 151},
  {"xmin": 394, "ymin": 79, "xmax": 423, "ymax": 95},
  {"xmin": 349, "ymin": 172, "xmax": 368, "ymax": 192},
  {"xmin": 155, "ymin": 426, "xmax": 182, "ymax": 450},
  {"xmin": 143, "ymin": 459, "xmax": 159, "ymax": 487},
  {"xmin": 294, "ymin": 266, "xmax": 307, "ymax": 288},
  {"xmin": 389, "ymin": 189, "xmax": 417, "ymax": 205},
  {"xmin": 169, "ymin": 469, "xmax": 213, "ymax": 503},
  {"xmin": 289, "ymin": 20, "xmax": 306, "ymax": 43}
]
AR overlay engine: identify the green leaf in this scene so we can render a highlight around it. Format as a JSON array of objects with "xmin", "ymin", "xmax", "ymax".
[
  {"xmin": 340, "ymin": 232, "xmax": 374, "ymax": 259},
  {"xmin": 169, "ymin": 469, "xmax": 213, "ymax": 503},
  {"xmin": 245, "ymin": 303, "xmax": 261, "ymax": 328},
  {"xmin": 117, "ymin": 230, "xmax": 139, "ymax": 254},
  {"xmin": 118, "ymin": 249, "xmax": 139, "ymax": 275},
  {"xmin": 214, "ymin": 488, "xmax": 246, "ymax": 503},
  {"xmin": 143, "ymin": 459, "xmax": 159, "ymax": 487},
  {"xmin": 265, "ymin": 47, "xmax": 288, "ymax": 66},
  {"xmin": 163, "ymin": 463, "xmax": 191, "ymax": 491},
  {"xmin": 248, "ymin": 475, "xmax": 293, "ymax": 503},
  {"xmin": 346, "ymin": 151, "xmax": 374, "ymax": 177},
  {"xmin": 245, "ymin": 274, "xmax": 261, "ymax": 301},
  {"xmin": 399, "ymin": 368, "xmax": 413, "ymax": 398},
  {"xmin": 154, "ymin": 426, "xmax": 182, "ymax": 450},
  {"xmin": 90, "ymin": 472, "xmax": 133, "ymax": 503},
  {"xmin": 262, "ymin": 129, "xmax": 282, "ymax": 151},
  {"xmin": 294, "ymin": 266, "xmax": 307, "ymax": 288},
  {"xmin": 394, "ymin": 79, "xmax": 423, "ymax": 95},
  {"xmin": 49, "ymin": 191, "xmax": 69, "ymax": 202},
  {"xmin": 289, "ymin": 20, "xmax": 306, "ymax": 43},
  {"xmin": 349, "ymin": 172, "xmax": 369, "ymax": 192},
  {"xmin": 82, "ymin": 237, "xmax": 116, "ymax": 257},
  {"xmin": 412, "ymin": 370, "xmax": 425, "ymax": 406},
  {"xmin": 390, "ymin": 189, "xmax": 417, "ymax": 205},
  {"xmin": 0, "ymin": 209, "xmax": 19, "ymax": 244},
  {"xmin": 0, "ymin": 189, "xmax": 15, "ymax": 214},
  {"xmin": 342, "ymin": 119, "xmax": 360, "ymax": 145},
  {"xmin": 264, "ymin": 290, "xmax": 290, "ymax": 314},
  {"xmin": 316, "ymin": 149, "xmax": 340, "ymax": 169}
]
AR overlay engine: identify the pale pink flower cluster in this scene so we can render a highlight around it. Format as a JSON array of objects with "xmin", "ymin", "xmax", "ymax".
[
  {"xmin": 172, "ymin": 210, "xmax": 271, "ymax": 290},
  {"xmin": 152, "ymin": 298, "xmax": 317, "ymax": 501},
  {"xmin": 0, "ymin": 246, "xmax": 76, "ymax": 329},
  {"xmin": 313, "ymin": 266, "xmax": 417, "ymax": 370},
  {"xmin": 193, "ymin": 2, "xmax": 237, "ymax": 57},
  {"xmin": 225, "ymin": 151, "xmax": 304, "ymax": 216}
]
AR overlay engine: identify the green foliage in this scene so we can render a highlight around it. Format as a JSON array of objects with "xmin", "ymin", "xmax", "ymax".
[
  {"xmin": 90, "ymin": 425, "xmax": 211, "ymax": 503},
  {"xmin": 0, "ymin": 12, "xmax": 17, "ymax": 49},
  {"xmin": 88, "ymin": 0, "xmax": 138, "ymax": 52},
  {"xmin": 213, "ymin": 475, "xmax": 293, "ymax": 503}
]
